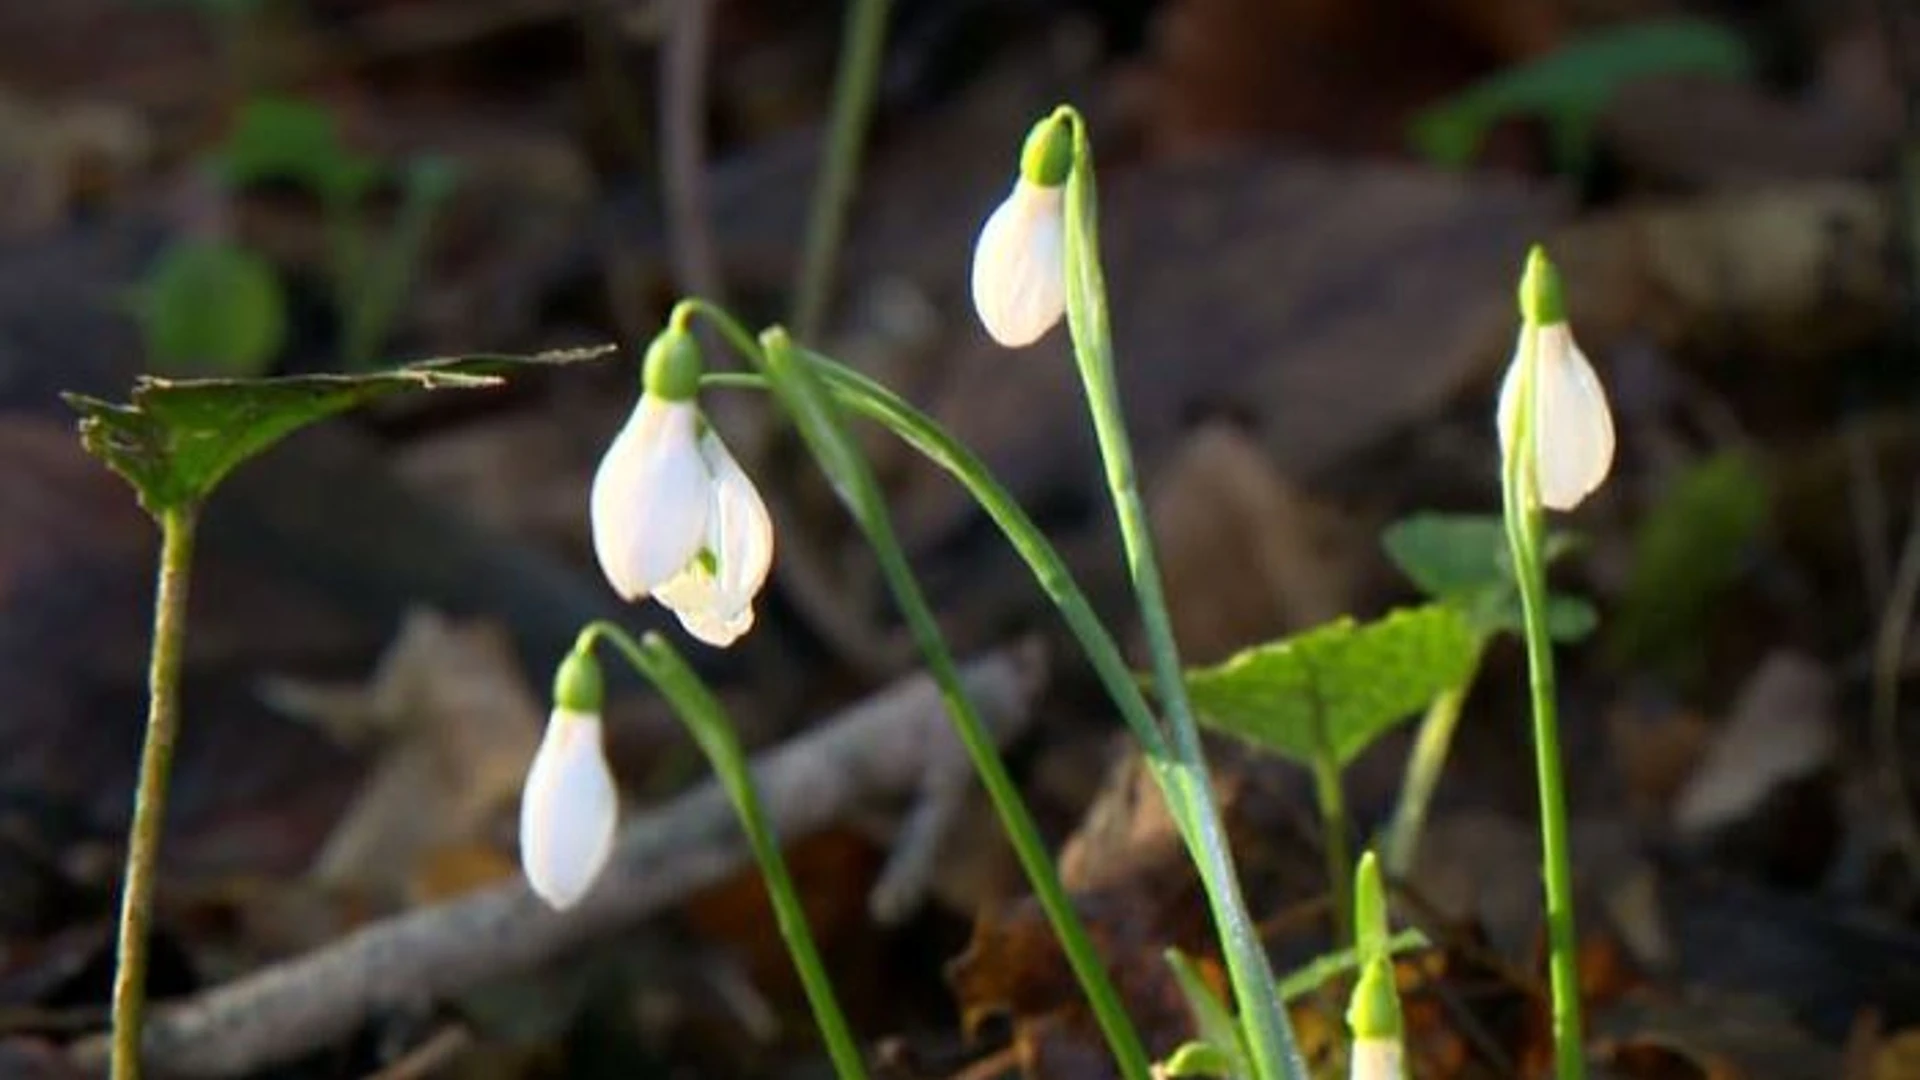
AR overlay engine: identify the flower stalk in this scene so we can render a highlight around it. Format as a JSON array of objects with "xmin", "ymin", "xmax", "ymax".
[
  {"xmin": 573, "ymin": 622, "xmax": 872, "ymax": 1080},
  {"xmin": 1500, "ymin": 245, "xmax": 1604, "ymax": 1080},
  {"xmin": 112, "ymin": 503, "xmax": 200, "ymax": 1080}
]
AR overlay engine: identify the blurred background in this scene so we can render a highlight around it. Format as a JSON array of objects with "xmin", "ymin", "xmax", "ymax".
[{"xmin": 0, "ymin": 0, "xmax": 1917, "ymax": 1076}]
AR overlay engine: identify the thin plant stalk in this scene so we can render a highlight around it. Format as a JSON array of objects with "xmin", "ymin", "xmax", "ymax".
[
  {"xmin": 1500, "ymin": 325, "xmax": 1586, "ymax": 1080},
  {"xmin": 752, "ymin": 326, "xmax": 1155, "ymax": 1080},
  {"xmin": 1056, "ymin": 109, "xmax": 1304, "ymax": 1080},
  {"xmin": 1309, "ymin": 748, "xmax": 1352, "ymax": 946},
  {"xmin": 1382, "ymin": 655, "xmax": 1481, "ymax": 877},
  {"xmin": 578, "ymin": 621, "xmax": 870, "ymax": 1080},
  {"xmin": 791, "ymin": 0, "xmax": 892, "ymax": 341},
  {"xmin": 112, "ymin": 504, "xmax": 200, "ymax": 1080}
]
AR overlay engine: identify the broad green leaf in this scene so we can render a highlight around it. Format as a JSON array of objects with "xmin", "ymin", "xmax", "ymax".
[
  {"xmin": 1410, "ymin": 18, "xmax": 1754, "ymax": 173},
  {"xmin": 1183, "ymin": 606, "xmax": 1479, "ymax": 768},
  {"xmin": 1382, "ymin": 514, "xmax": 1509, "ymax": 598},
  {"xmin": 64, "ymin": 345, "xmax": 616, "ymax": 516},
  {"xmin": 1610, "ymin": 451, "xmax": 1767, "ymax": 679},
  {"xmin": 1276, "ymin": 929, "xmax": 1430, "ymax": 1002},
  {"xmin": 1165, "ymin": 950, "xmax": 1249, "ymax": 1079},
  {"xmin": 1384, "ymin": 513, "xmax": 1598, "ymax": 643},
  {"xmin": 138, "ymin": 241, "xmax": 287, "ymax": 377},
  {"xmin": 215, "ymin": 96, "xmax": 378, "ymax": 202}
]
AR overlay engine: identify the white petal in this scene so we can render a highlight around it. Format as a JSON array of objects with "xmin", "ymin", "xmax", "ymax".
[
  {"xmin": 970, "ymin": 180, "xmax": 1066, "ymax": 347},
  {"xmin": 1349, "ymin": 1037, "xmax": 1404, "ymax": 1080},
  {"xmin": 698, "ymin": 431, "xmax": 775, "ymax": 614},
  {"xmin": 590, "ymin": 395, "xmax": 710, "ymax": 600},
  {"xmin": 1495, "ymin": 324, "xmax": 1615, "ymax": 511},
  {"xmin": 1532, "ymin": 327, "xmax": 1615, "ymax": 510},
  {"xmin": 519, "ymin": 709, "xmax": 617, "ymax": 910}
]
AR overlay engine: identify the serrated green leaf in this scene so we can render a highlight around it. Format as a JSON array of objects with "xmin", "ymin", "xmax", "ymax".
[
  {"xmin": 138, "ymin": 241, "xmax": 287, "ymax": 376},
  {"xmin": 1410, "ymin": 18, "xmax": 1754, "ymax": 172},
  {"xmin": 215, "ymin": 96, "xmax": 378, "ymax": 202},
  {"xmin": 1276, "ymin": 928, "xmax": 1429, "ymax": 1002},
  {"xmin": 64, "ymin": 345, "xmax": 616, "ymax": 516},
  {"xmin": 1184, "ymin": 606, "xmax": 1479, "ymax": 768}
]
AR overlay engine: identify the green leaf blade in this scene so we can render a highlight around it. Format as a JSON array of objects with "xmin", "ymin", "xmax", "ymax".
[{"xmin": 65, "ymin": 345, "xmax": 616, "ymax": 516}]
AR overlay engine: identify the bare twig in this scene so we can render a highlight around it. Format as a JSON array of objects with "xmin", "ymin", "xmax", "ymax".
[
  {"xmin": 73, "ymin": 645, "xmax": 1046, "ymax": 1078},
  {"xmin": 362, "ymin": 1024, "xmax": 473, "ymax": 1080}
]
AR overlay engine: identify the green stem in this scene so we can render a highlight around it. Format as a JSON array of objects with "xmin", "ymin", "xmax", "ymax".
[
  {"xmin": 112, "ymin": 504, "xmax": 199, "ymax": 1080},
  {"xmin": 1501, "ymin": 326, "xmax": 1586, "ymax": 1080},
  {"xmin": 1382, "ymin": 655, "xmax": 1481, "ymax": 877},
  {"xmin": 1057, "ymin": 111, "xmax": 1303, "ymax": 1080},
  {"xmin": 340, "ymin": 162, "xmax": 451, "ymax": 370},
  {"xmin": 1310, "ymin": 754, "xmax": 1352, "ymax": 947},
  {"xmin": 580, "ymin": 622, "xmax": 870, "ymax": 1080},
  {"xmin": 791, "ymin": 0, "xmax": 892, "ymax": 342},
  {"xmin": 752, "ymin": 327, "xmax": 1154, "ymax": 1080}
]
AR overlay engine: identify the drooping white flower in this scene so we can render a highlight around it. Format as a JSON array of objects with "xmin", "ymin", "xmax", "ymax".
[
  {"xmin": 590, "ymin": 326, "xmax": 775, "ymax": 647},
  {"xmin": 520, "ymin": 707, "xmax": 617, "ymax": 910},
  {"xmin": 1496, "ymin": 322, "xmax": 1616, "ymax": 512},
  {"xmin": 649, "ymin": 430, "xmax": 775, "ymax": 647},
  {"xmin": 970, "ymin": 178, "xmax": 1066, "ymax": 347},
  {"xmin": 591, "ymin": 393, "xmax": 710, "ymax": 599}
]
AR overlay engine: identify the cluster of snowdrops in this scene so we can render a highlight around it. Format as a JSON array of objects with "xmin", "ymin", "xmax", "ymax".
[{"xmin": 517, "ymin": 108, "xmax": 1615, "ymax": 1080}]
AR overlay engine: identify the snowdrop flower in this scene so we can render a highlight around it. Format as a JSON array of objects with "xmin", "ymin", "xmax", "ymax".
[
  {"xmin": 1347, "ymin": 853, "xmax": 1405, "ymax": 1080},
  {"xmin": 970, "ymin": 110, "xmax": 1073, "ymax": 347},
  {"xmin": 1497, "ymin": 246, "xmax": 1615, "ymax": 512},
  {"xmin": 521, "ymin": 649, "xmax": 616, "ymax": 910},
  {"xmin": 590, "ymin": 327, "xmax": 775, "ymax": 647}
]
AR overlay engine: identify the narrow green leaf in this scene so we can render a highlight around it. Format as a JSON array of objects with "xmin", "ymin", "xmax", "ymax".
[
  {"xmin": 138, "ymin": 241, "xmax": 287, "ymax": 376},
  {"xmin": 1409, "ymin": 18, "xmax": 1755, "ymax": 172},
  {"xmin": 1164, "ymin": 950, "xmax": 1250, "ymax": 1080},
  {"xmin": 64, "ymin": 345, "xmax": 615, "ymax": 516},
  {"xmin": 1162, "ymin": 1041, "xmax": 1235, "ymax": 1078},
  {"xmin": 1275, "ymin": 929, "xmax": 1429, "ymax": 1002},
  {"xmin": 1183, "ymin": 606, "xmax": 1479, "ymax": 768}
]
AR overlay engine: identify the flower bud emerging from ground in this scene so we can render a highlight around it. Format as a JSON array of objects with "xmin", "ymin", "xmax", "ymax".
[
  {"xmin": 970, "ymin": 110, "xmax": 1073, "ymax": 347},
  {"xmin": 521, "ymin": 648, "xmax": 616, "ymax": 910},
  {"xmin": 591, "ymin": 328, "xmax": 774, "ymax": 646},
  {"xmin": 1497, "ymin": 246, "xmax": 1615, "ymax": 511}
]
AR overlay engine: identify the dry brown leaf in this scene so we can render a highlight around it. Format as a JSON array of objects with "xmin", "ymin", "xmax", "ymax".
[
  {"xmin": 1672, "ymin": 651, "xmax": 1837, "ymax": 840},
  {"xmin": 1149, "ymin": 422, "xmax": 1357, "ymax": 665},
  {"xmin": 264, "ymin": 609, "xmax": 543, "ymax": 904}
]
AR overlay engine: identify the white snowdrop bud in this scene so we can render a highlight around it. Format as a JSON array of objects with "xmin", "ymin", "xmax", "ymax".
[
  {"xmin": 970, "ymin": 179, "xmax": 1066, "ymax": 347},
  {"xmin": 519, "ymin": 707, "xmax": 617, "ymax": 910},
  {"xmin": 1497, "ymin": 246, "xmax": 1615, "ymax": 511}
]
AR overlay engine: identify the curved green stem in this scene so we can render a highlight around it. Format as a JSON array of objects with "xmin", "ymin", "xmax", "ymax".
[
  {"xmin": 791, "ymin": 0, "xmax": 892, "ymax": 341},
  {"xmin": 1055, "ymin": 108, "xmax": 1303, "ymax": 1080},
  {"xmin": 693, "ymin": 318, "xmax": 1152, "ymax": 1079},
  {"xmin": 1383, "ymin": 656, "xmax": 1481, "ymax": 877},
  {"xmin": 706, "ymin": 359, "xmax": 1170, "ymax": 763},
  {"xmin": 1501, "ymin": 327, "xmax": 1586, "ymax": 1080},
  {"xmin": 578, "ymin": 621, "xmax": 870, "ymax": 1080},
  {"xmin": 113, "ymin": 504, "xmax": 199, "ymax": 1080}
]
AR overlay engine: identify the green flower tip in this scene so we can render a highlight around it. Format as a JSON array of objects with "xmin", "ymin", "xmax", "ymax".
[
  {"xmin": 642, "ymin": 325, "xmax": 704, "ymax": 401},
  {"xmin": 1355, "ymin": 850, "xmax": 1389, "ymax": 959},
  {"xmin": 553, "ymin": 646, "xmax": 605, "ymax": 713},
  {"xmin": 1518, "ymin": 243, "xmax": 1567, "ymax": 327},
  {"xmin": 1018, "ymin": 108, "xmax": 1075, "ymax": 188},
  {"xmin": 1346, "ymin": 956, "xmax": 1404, "ymax": 1040}
]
